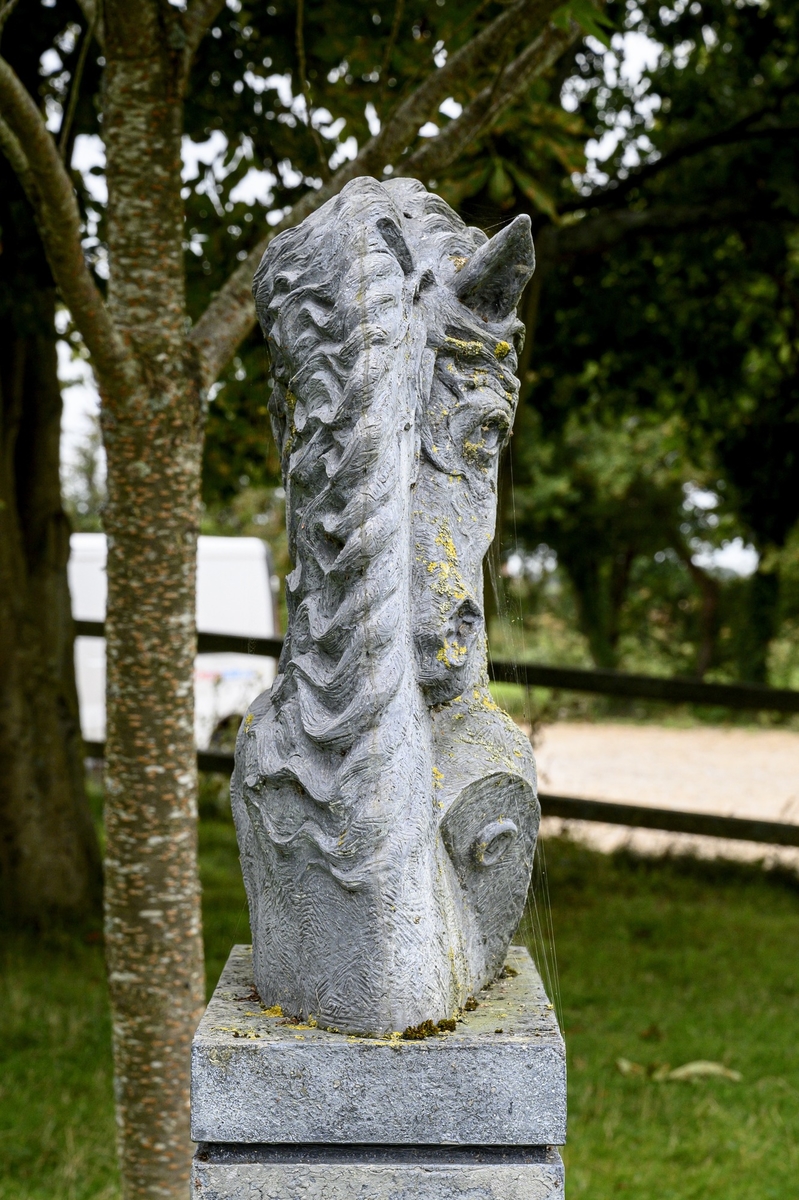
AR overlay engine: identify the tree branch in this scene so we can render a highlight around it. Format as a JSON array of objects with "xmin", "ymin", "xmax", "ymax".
[
  {"xmin": 182, "ymin": 0, "xmax": 225, "ymax": 84},
  {"xmin": 74, "ymin": 0, "xmax": 105, "ymax": 49},
  {"xmin": 295, "ymin": 0, "xmax": 330, "ymax": 180},
  {"xmin": 548, "ymin": 196, "xmax": 757, "ymax": 259},
  {"xmin": 0, "ymin": 110, "xmax": 30, "ymax": 186},
  {"xmin": 564, "ymin": 82, "xmax": 799, "ymax": 215},
  {"xmin": 399, "ymin": 19, "xmax": 579, "ymax": 180},
  {"xmin": 0, "ymin": 0, "xmax": 23, "ymax": 42},
  {"xmin": 370, "ymin": 0, "xmax": 560, "ymax": 170},
  {"xmin": 59, "ymin": 5, "xmax": 96, "ymax": 159},
  {"xmin": 379, "ymin": 0, "xmax": 405, "ymax": 90},
  {"xmin": 189, "ymin": 0, "xmax": 566, "ymax": 387},
  {"xmin": 0, "ymin": 53, "xmax": 137, "ymax": 402}
]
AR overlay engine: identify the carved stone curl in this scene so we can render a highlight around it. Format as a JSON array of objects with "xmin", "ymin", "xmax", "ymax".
[{"xmin": 232, "ymin": 177, "xmax": 539, "ymax": 1036}]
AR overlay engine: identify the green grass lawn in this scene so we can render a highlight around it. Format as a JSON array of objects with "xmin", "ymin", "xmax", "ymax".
[
  {"xmin": 1, "ymin": 816, "xmax": 798, "ymax": 1199},
  {"xmin": 523, "ymin": 842, "xmax": 799, "ymax": 1198}
]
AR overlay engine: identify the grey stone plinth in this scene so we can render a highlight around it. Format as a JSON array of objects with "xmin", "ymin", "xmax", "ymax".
[
  {"xmin": 191, "ymin": 1143, "xmax": 565, "ymax": 1199},
  {"xmin": 191, "ymin": 945, "xmax": 566, "ymax": 1147}
]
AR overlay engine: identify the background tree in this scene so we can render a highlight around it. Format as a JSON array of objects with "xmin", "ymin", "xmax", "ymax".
[
  {"xmin": 197, "ymin": 0, "xmax": 799, "ymax": 683},
  {"xmin": 0, "ymin": 0, "xmax": 101, "ymax": 923},
  {"xmin": 442, "ymin": 0, "xmax": 799, "ymax": 679},
  {"xmin": 511, "ymin": 413, "xmax": 717, "ymax": 671},
  {"xmin": 0, "ymin": 0, "xmax": 588, "ymax": 1194}
]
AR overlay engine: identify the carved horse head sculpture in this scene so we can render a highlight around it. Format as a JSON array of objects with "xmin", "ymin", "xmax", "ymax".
[{"xmin": 232, "ymin": 177, "xmax": 539, "ymax": 1036}]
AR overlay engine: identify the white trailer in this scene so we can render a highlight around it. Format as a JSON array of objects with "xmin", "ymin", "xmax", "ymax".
[{"xmin": 68, "ymin": 533, "xmax": 279, "ymax": 750}]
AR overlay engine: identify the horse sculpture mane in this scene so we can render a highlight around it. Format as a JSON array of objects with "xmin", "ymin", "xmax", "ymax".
[{"xmin": 233, "ymin": 177, "xmax": 539, "ymax": 1036}]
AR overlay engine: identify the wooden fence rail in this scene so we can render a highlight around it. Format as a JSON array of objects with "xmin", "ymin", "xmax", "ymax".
[
  {"xmin": 77, "ymin": 621, "xmax": 799, "ymax": 847},
  {"xmin": 74, "ymin": 621, "xmax": 799, "ymax": 714},
  {"xmin": 489, "ymin": 660, "xmax": 799, "ymax": 714},
  {"xmin": 82, "ymin": 740, "xmax": 799, "ymax": 848}
]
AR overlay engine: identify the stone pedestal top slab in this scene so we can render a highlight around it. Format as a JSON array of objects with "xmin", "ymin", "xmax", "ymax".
[{"xmin": 191, "ymin": 945, "xmax": 566, "ymax": 1146}]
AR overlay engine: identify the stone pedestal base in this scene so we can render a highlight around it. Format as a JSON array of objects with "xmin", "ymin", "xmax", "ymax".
[
  {"xmin": 191, "ymin": 945, "xmax": 566, "ymax": 1199},
  {"xmin": 192, "ymin": 1143, "xmax": 565, "ymax": 1199}
]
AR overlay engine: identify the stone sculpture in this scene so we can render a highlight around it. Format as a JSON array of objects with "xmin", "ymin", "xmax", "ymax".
[{"xmin": 232, "ymin": 176, "xmax": 539, "ymax": 1037}]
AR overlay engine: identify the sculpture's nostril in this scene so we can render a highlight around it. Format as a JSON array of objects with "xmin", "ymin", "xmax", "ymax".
[{"xmin": 455, "ymin": 600, "xmax": 481, "ymax": 638}]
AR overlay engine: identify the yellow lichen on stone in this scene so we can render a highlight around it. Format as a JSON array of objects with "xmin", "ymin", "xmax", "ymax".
[
  {"xmin": 437, "ymin": 639, "xmax": 467, "ymax": 666},
  {"xmin": 435, "ymin": 523, "xmax": 458, "ymax": 564},
  {"xmin": 471, "ymin": 687, "xmax": 501, "ymax": 713},
  {"xmin": 494, "ymin": 341, "xmax": 511, "ymax": 359},
  {"xmin": 427, "ymin": 519, "xmax": 468, "ymax": 605},
  {"xmin": 443, "ymin": 335, "xmax": 482, "ymax": 357},
  {"xmin": 463, "ymin": 436, "xmax": 490, "ymax": 472},
  {"xmin": 263, "ymin": 1004, "xmax": 283, "ymax": 1017},
  {"xmin": 209, "ymin": 1046, "xmax": 234, "ymax": 1067},
  {"xmin": 213, "ymin": 1025, "xmax": 261, "ymax": 1040},
  {"xmin": 432, "ymin": 765, "xmax": 444, "ymax": 789}
]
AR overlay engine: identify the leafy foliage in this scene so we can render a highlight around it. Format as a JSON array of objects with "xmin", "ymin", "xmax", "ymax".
[{"xmin": 491, "ymin": 0, "xmax": 799, "ymax": 678}]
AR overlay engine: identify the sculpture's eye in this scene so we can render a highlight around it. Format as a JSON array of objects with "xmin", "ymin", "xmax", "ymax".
[{"xmin": 471, "ymin": 819, "xmax": 519, "ymax": 867}]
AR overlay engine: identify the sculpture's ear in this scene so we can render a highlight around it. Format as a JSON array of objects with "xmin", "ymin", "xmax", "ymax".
[
  {"xmin": 451, "ymin": 214, "xmax": 535, "ymax": 321},
  {"xmin": 377, "ymin": 217, "xmax": 414, "ymax": 275}
]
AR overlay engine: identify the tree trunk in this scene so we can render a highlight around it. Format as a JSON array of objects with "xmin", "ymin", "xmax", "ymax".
[
  {"xmin": 562, "ymin": 554, "xmax": 619, "ymax": 670},
  {"xmin": 737, "ymin": 567, "xmax": 780, "ymax": 685},
  {"xmin": 0, "ymin": 299, "xmax": 102, "ymax": 922},
  {"xmin": 101, "ymin": 4, "xmax": 205, "ymax": 1195},
  {"xmin": 682, "ymin": 555, "xmax": 720, "ymax": 678}
]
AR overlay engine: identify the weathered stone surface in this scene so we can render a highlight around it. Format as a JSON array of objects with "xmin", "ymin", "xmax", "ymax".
[
  {"xmin": 191, "ymin": 1143, "xmax": 565, "ymax": 1200},
  {"xmin": 191, "ymin": 945, "xmax": 566, "ymax": 1146},
  {"xmin": 233, "ymin": 176, "xmax": 540, "ymax": 1037}
]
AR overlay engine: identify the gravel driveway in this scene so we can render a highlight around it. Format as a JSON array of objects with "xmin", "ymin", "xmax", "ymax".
[{"xmin": 532, "ymin": 722, "xmax": 799, "ymax": 868}]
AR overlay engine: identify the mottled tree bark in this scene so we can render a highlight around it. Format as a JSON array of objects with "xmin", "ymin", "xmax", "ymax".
[
  {"xmin": 100, "ymin": 3, "xmax": 205, "ymax": 1194},
  {"xmin": 0, "ymin": 299, "xmax": 102, "ymax": 922}
]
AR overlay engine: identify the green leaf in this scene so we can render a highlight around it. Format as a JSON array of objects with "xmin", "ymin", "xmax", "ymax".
[
  {"xmin": 488, "ymin": 158, "xmax": 515, "ymax": 205},
  {"xmin": 505, "ymin": 161, "xmax": 561, "ymax": 222},
  {"xmin": 551, "ymin": 0, "xmax": 616, "ymax": 47},
  {"xmin": 550, "ymin": 3, "xmax": 573, "ymax": 33}
]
